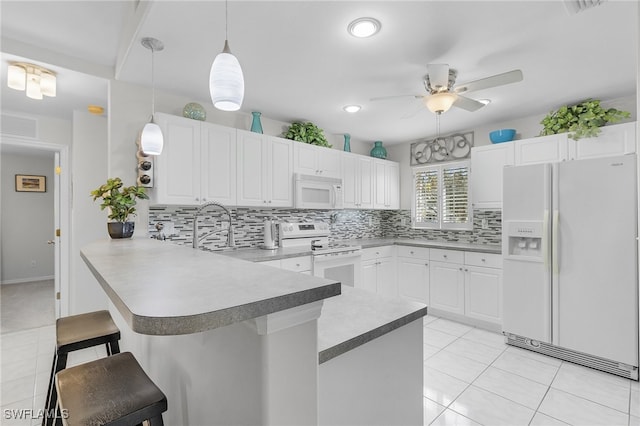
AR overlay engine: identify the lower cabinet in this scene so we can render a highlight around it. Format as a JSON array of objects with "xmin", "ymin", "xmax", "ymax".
[
  {"xmin": 396, "ymin": 246, "xmax": 430, "ymax": 305},
  {"xmin": 361, "ymin": 246, "xmax": 397, "ymax": 296},
  {"xmin": 258, "ymin": 256, "xmax": 311, "ymax": 275},
  {"xmin": 429, "ymin": 261, "xmax": 465, "ymax": 315}
]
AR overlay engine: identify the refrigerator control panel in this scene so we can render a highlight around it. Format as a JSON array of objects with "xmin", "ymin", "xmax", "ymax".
[{"xmin": 504, "ymin": 221, "xmax": 544, "ymax": 259}]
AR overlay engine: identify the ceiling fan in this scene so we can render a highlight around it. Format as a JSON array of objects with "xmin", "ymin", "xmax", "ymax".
[{"xmin": 374, "ymin": 64, "xmax": 523, "ymax": 115}]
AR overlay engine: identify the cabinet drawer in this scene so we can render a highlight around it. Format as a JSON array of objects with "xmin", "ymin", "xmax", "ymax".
[
  {"xmin": 465, "ymin": 252, "xmax": 502, "ymax": 269},
  {"xmin": 362, "ymin": 245, "xmax": 395, "ymax": 260},
  {"xmin": 258, "ymin": 259, "xmax": 281, "ymax": 268},
  {"xmin": 280, "ymin": 256, "xmax": 311, "ymax": 272},
  {"xmin": 430, "ymin": 248, "xmax": 464, "ymax": 264},
  {"xmin": 396, "ymin": 245, "xmax": 430, "ymax": 259}
]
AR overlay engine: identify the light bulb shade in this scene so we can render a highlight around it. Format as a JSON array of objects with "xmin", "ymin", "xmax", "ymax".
[
  {"xmin": 140, "ymin": 121, "xmax": 164, "ymax": 155},
  {"xmin": 7, "ymin": 64, "xmax": 26, "ymax": 90},
  {"xmin": 26, "ymin": 69, "xmax": 43, "ymax": 100},
  {"xmin": 424, "ymin": 92, "xmax": 458, "ymax": 114},
  {"xmin": 40, "ymin": 72, "xmax": 56, "ymax": 97},
  {"xmin": 209, "ymin": 41, "xmax": 244, "ymax": 111}
]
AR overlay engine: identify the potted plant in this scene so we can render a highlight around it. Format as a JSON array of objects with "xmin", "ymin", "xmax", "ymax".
[
  {"xmin": 283, "ymin": 121, "xmax": 332, "ymax": 147},
  {"xmin": 91, "ymin": 177, "xmax": 149, "ymax": 239},
  {"xmin": 539, "ymin": 99, "xmax": 630, "ymax": 140}
]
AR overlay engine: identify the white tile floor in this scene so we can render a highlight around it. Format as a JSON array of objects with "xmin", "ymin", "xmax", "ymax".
[{"xmin": 1, "ymin": 316, "xmax": 638, "ymax": 426}]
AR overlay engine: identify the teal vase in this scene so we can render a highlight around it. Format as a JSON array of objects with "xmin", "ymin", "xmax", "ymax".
[
  {"xmin": 250, "ymin": 111, "xmax": 263, "ymax": 134},
  {"xmin": 343, "ymin": 134, "xmax": 351, "ymax": 152},
  {"xmin": 370, "ymin": 141, "xmax": 387, "ymax": 159}
]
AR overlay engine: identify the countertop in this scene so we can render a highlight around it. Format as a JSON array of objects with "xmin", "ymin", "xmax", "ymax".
[
  {"xmin": 220, "ymin": 237, "xmax": 501, "ymax": 262},
  {"xmin": 80, "ymin": 238, "xmax": 341, "ymax": 335}
]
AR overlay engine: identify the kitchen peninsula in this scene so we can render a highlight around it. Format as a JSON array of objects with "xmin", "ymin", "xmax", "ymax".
[{"xmin": 81, "ymin": 238, "xmax": 426, "ymax": 426}]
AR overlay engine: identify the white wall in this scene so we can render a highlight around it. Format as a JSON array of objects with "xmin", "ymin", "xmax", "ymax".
[
  {"xmin": 1, "ymin": 151, "xmax": 55, "ymax": 283},
  {"xmin": 70, "ymin": 110, "xmax": 109, "ymax": 314}
]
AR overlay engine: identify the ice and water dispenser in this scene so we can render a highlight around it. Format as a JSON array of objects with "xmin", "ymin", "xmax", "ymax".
[{"xmin": 504, "ymin": 221, "xmax": 544, "ymax": 259}]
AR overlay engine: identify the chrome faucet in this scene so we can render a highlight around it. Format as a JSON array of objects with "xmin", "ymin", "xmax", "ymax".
[{"xmin": 192, "ymin": 201, "xmax": 236, "ymax": 249}]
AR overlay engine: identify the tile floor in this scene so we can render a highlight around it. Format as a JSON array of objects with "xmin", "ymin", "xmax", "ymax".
[{"xmin": 1, "ymin": 316, "xmax": 638, "ymax": 425}]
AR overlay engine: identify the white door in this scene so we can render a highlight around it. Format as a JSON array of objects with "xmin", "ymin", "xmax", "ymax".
[
  {"xmin": 53, "ymin": 152, "xmax": 61, "ymax": 318},
  {"xmin": 554, "ymin": 155, "xmax": 638, "ymax": 365}
]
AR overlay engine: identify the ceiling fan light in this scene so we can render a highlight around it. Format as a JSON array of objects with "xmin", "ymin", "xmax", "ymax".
[
  {"xmin": 26, "ymin": 68, "xmax": 43, "ymax": 100},
  {"xmin": 7, "ymin": 64, "xmax": 26, "ymax": 90},
  {"xmin": 140, "ymin": 120, "xmax": 164, "ymax": 155},
  {"xmin": 40, "ymin": 72, "xmax": 56, "ymax": 97},
  {"xmin": 210, "ymin": 41, "xmax": 244, "ymax": 112},
  {"xmin": 425, "ymin": 92, "xmax": 458, "ymax": 114}
]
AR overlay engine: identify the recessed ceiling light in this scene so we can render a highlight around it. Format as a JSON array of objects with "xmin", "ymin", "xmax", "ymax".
[
  {"xmin": 343, "ymin": 105, "xmax": 361, "ymax": 113},
  {"xmin": 348, "ymin": 18, "xmax": 381, "ymax": 38}
]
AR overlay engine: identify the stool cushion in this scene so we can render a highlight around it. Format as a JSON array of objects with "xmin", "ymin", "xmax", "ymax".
[
  {"xmin": 56, "ymin": 352, "xmax": 167, "ymax": 426},
  {"xmin": 56, "ymin": 310, "xmax": 120, "ymax": 353}
]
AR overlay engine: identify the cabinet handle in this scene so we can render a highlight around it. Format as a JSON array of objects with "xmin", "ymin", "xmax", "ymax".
[
  {"xmin": 263, "ymin": 200, "xmax": 267, "ymax": 203},
  {"xmin": 443, "ymin": 255, "xmax": 448, "ymax": 259},
  {"xmin": 410, "ymin": 251, "xmax": 414, "ymax": 254},
  {"xmin": 425, "ymin": 263, "xmax": 428, "ymax": 266},
  {"xmin": 459, "ymin": 267, "xmax": 463, "ymax": 271},
  {"xmin": 268, "ymin": 200, "xmax": 272, "ymax": 203},
  {"xmin": 481, "ymin": 258, "xmax": 486, "ymax": 262},
  {"xmin": 195, "ymin": 197, "xmax": 199, "ymax": 201},
  {"xmin": 465, "ymin": 268, "xmax": 468, "ymax": 272},
  {"xmin": 296, "ymin": 263, "xmax": 300, "ymax": 267}
]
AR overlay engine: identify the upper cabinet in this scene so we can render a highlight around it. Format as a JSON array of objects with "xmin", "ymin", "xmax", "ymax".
[
  {"xmin": 514, "ymin": 133, "xmax": 568, "ymax": 165},
  {"xmin": 568, "ymin": 121, "xmax": 636, "ymax": 161},
  {"xmin": 293, "ymin": 143, "xmax": 342, "ymax": 178},
  {"xmin": 373, "ymin": 159, "xmax": 400, "ymax": 210},
  {"xmin": 471, "ymin": 143, "xmax": 515, "ymax": 210},
  {"xmin": 153, "ymin": 113, "xmax": 236, "ymax": 205},
  {"xmin": 342, "ymin": 153, "xmax": 374, "ymax": 209},
  {"xmin": 236, "ymin": 130, "xmax": 293, "ymax": 207}
]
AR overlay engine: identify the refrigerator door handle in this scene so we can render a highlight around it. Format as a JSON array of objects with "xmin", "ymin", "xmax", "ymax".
[
  {"xmin": 543, "ymin": 209, "xmax": 550, "ymax": 270},
  {"xmin": 552, "ymin": 209, "xmax": 559, "ymax": 274}
]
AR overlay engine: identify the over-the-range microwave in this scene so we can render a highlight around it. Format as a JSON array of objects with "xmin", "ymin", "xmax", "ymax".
[{"xmin": 294, "ymin": 173, "xmax": 343, "ymax": 209}]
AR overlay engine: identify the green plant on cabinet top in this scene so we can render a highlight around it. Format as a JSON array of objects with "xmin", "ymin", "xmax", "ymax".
[
  {"xmin": 283, "ymin": 122, "xmax": 332, "ymax": 148},
  {"xmin": 539, "ymin": 99, "xmax": 630, "ymax": 140},
  {"xmin": 90, "ymin": 177, "xmax": 149, "ymax": 222}
]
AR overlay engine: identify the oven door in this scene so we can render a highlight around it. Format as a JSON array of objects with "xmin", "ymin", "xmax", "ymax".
[{"xmin": 312, "ymin": 251, "xmax": 362, "ymax": 288}]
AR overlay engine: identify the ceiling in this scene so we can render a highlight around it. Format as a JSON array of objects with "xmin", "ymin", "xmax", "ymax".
[{"xmin": 0, "ymin": 1, "xmax": 637, "ymax": 146}]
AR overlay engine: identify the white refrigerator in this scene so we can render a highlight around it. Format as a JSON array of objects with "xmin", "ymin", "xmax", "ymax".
[{"xmin": 502, "ymin": 154, "xmax": 638, "ymax": 379}]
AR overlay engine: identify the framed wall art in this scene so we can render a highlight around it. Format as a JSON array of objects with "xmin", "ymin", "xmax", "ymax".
[
  {"xmin": 15, "ymin": 174, "xmax": 46, "ymax": 192},
  {"xmin": 410, "ymin": 131, "xmax": 474, "ymax": 165}
]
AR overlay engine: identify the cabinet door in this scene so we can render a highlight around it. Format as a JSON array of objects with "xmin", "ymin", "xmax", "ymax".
[
  {"xmin": 154, "ymin": 113, "xmax": 201, "ymax": 204},
  {"xmin": 268, "ymin": 137, "xmax": 293, "ymax": 207},
  {"xmin": 568, "ymin": 121, "xmax": 637, "ymax": 160},
  {"xmin": 429, "ymin": 261, "xmax": 465, "ymax": 314},
  {"xmin": 293, "ymin": 142, "xmax": 318, "ymax": 176},
  {"xmin": 515, "ymin": 134, "xmax": 568, "ymax": 165},
  {"xmin": 465, "ymin": 266, "xmax": 502, "ymax": 323},
  {"xmin": 397, "ymin": 257, "xmax": 429, "ymax": 305},
  {"xmin": 317, "ymin": 148, "xmax": 342, "ymax": 178},
  {"xmin": 236, "ymin": 130, "xmax": 267, "ymax": 206},
  {"xmin": 376, "ymin": 257, "xmax": 397, "ymax": 297},
  {"xmin": 358, "ymin": 157, "xmax": 374, "ymax": 209},
  {"xmin": 201, "ymin": 123, "xmax": 237, "ymax": 205},
  {"xmin": 373, "ymin": 160, "xmax": 387, "ymax": 209},
  {"xmin": 341, "ymin": 154, "xmax": 359, "ymax": 208},
  {"xmin": 385, "ymin": 162, "xmax": 400, "ymax": 209},
  {"xmin": 360, "ymin": 260, "xmax": 378, "ymax": 293},
  {"xmin": 471, "ymin": 143, "xmax": 515, "ymax": 209}
]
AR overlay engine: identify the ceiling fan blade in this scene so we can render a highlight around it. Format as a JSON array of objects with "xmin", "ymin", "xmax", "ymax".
[
  {"xmin": 400, "ymin": 98, "xmax": 427, "ymax": 119},
  {"xmin": 370, "ymin": 94, "xmax": 422, "ymax": 102},
  {"xmin": 453, "ymin": 95, "xmax": 486, "ymax": 112},
  {"xmin": 455, "ymin": 69, "xmax": 523, "ymax": 94},
  {"xmin": 427, "ymin": 64, "xmax": 450, "ymax": 90}
]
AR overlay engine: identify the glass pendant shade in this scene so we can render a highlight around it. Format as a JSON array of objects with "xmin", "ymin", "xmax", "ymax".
[
  {"xmin": 26, "ymin": 70, "xmax": 43, "ymax": 100},
  {"xmin": 7, "ymin": 64, "xmax": 26, "ymax": 90},
  {"xmin": 425, "ymin": 92, "xmax": 458, "ymax": 114},
  {"xmin": 140, "ymin": 120, "xmax": 164, "ymax": 155},
  {"xmin": 209, "ymin": 40, "xmax": 244, "ymax": 111},
  {"xmin": 40, "ymin": 72, "xmax": 57, "ymax": 97}
]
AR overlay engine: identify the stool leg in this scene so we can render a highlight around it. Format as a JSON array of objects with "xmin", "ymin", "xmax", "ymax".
[
  {"xmin": 109, "ymin": 339, "xmax": 120, "ymax": 355},
  {"xmin": 43, "ymin": 351, "xmax": 57, "ymax": 426},
  {"xmin": 45, "ymin": 353, "xmax": 67, "ymax": 426},
  {"xmin": 148, "ymin": 415, "xmax": 164, "ymax": 426}
]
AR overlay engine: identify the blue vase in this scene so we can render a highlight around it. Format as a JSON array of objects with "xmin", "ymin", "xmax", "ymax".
[
  {"xmin": 250, "ymin": 111, "xmax": 263, "ymax": 134},
  {"xmin": 343, "ymin": 134, "xmax": 351, "ymax": 152},
  {"xmin": 370, "ymin": 141, "xmax": 387, "ymax": 159}
]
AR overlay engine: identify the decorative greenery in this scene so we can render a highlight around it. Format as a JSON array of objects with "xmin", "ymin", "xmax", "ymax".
[
  {"xmin": 283, "ymin": 122, "xmax": 332, "ymax": 147},
  {"xmin": 539, "ymin": 99, "xmax": 630, "ymax": 140},
  {"xmin": 91, "ymin": 177, "xmax": 149, "ymax": 222}
]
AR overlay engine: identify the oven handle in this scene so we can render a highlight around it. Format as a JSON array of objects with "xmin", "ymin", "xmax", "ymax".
[{"xmin": 312, "ymin": 251, "xmax": 362, "ymax": 261}]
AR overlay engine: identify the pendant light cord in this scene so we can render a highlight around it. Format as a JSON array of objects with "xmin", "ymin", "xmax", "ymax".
[
  {"xmin": 151, "ymin": 45, "xmax": 155, "ymax": 117},
  {"xmin": 225, "ymin": 0, "xmax": 229, "ymax": 40}
]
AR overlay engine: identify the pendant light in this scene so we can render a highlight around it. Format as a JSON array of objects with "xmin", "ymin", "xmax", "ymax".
[
  {"xmin": 209, "ymin": 0, "xmax": 244, "ymax": 111},
  {"xmin": 140, "ymin": 37, "xmax": 164, "ymax": 155}
]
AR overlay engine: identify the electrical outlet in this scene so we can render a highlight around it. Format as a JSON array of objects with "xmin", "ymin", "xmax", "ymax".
[
  {"xmin": 400, "ymin": 217, "xmax": 407, "ymax": 226},
  {"xmin": 368, "ymin": 217, "xmax": 373, "ymax": 226},
  {"xmin": 481, "ymin": 219, "xmax": 489, "ymax": 230}
]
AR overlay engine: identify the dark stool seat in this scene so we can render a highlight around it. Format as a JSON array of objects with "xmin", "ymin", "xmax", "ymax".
[
  {"xmin": 56, "ymin": 352, "xmax": 167, "ymax": 426},
  {"xmin": 44, "ymin": 310, "xmax": 121, "ymax": 426}
]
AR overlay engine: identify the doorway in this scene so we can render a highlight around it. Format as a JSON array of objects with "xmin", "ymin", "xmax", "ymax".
[{"xmin": 1, "ymin": 137, "xmax": 70, "ymax": 334}]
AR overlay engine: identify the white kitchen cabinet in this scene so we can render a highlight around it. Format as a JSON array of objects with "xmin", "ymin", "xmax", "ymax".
[
  {"xmin": 280, "ymin": 256, "xmax": 312, "ymax": 274},
  {"xmin": 429, "ymin": 260, "xmax": 465, "ymax": 315},
  {"xmin": 236, "ymin": 130, "xmax": 293, "ymax": 207},
  {"xmin": 514, "ymin": 133, "xmax": 568, "ymax": 165},
  {"xmin": 361, "ymin": 246, "xmax": 397, "ymax": 296},
  {"xmin": 373, "ymin": 160, "xmax": 400, "ymax": 210},
  {"xmin": 568, "ymin": 121, "xmax": 636, "ymax": 160},
  {"xmin": 293, "ymin": 143, "xmax": 342, "ymax": 178},
  {"xmin": 153, "ymin": 113, "xmax": 236, "ymax": 205},
  {"xmin": 396, "ymin": 246, "xmax": 430, "ymax": 305},
  {"xmin": 342, "ymin": 153, "xmax": 373, "ymax": 209},
  {"xmin": 471, "ymin": 142, "xmax": 515, "ymax": 209}
]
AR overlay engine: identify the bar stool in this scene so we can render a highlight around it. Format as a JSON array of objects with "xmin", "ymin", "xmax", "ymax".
[
  {"xmin": 44, "ymin": 310, "xmax": 121, "ymax": 426},
  {"xmin": 55, "ymin": 352, "xmax": 167, "ymax": 426}
]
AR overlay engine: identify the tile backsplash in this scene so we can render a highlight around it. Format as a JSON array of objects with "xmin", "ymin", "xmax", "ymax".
[{"xmin": 149, "ymin": 206, "xmax": 501, "ymax": 251}]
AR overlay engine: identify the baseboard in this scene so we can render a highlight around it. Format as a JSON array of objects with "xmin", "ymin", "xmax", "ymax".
[
  {"xmin": 1, "ymin": 276, "xmax": 55, "ymax": 285},
  {"xmin": 427, "ymin": 307, "xmax": 502, "ymax": 334}
]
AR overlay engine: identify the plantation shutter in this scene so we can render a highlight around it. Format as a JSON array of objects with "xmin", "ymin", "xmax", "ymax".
[
  {"xmin": 413, "ymin": 168, "xmax": 439, "ymax": 227},
  {"xmin": 441, "ymin": 162, "xmax": 471, "ymax": 229}
]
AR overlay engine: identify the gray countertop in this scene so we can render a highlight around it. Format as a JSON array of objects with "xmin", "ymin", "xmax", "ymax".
[
  {"xmin": 80, "ymin": 238, "xmax": 341, "ymax": 335},
  {"xmin": 220, "ymin": 237, "xmax": 501, "ymax": 262}
]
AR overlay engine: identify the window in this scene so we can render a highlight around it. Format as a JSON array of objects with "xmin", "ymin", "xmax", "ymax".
[{"xmin": 412, "ymin": 160, "xmax": 472, "ymax": 230}]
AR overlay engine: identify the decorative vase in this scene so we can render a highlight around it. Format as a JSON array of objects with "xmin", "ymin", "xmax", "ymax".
[
  {"xmin": 183, "ymin": 103, "xmax": 206, "ymax": 121},
  {"xmin": 107, "ymin": 222, "xmax": 135, "ymax": 239},
  {"xmin": 250, "ymin": 111, "xmax": 263, "ymax": 134},
  {"xmin": 343, "ymin": 134, "xmax": 351, "ymax": 152},
  {"xmin": 370, "ymin": 141, "xmax": 387, "ymax": 159}
]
